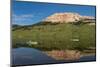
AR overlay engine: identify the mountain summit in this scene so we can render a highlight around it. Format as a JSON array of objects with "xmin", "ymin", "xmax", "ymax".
[{"xmin": 43, "ymin": 12, "xmax": 95, "ymax": 23}]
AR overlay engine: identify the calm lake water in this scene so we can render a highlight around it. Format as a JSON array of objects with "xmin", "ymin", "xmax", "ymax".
[{"xmin": 12, "ymin": 47, "xmax": 96, "ymax": 66}]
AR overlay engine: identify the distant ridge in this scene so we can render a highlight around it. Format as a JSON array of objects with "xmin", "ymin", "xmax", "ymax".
[{"xmin": 42, "ymin": 12, "xmax": 95, "ymax": 23}]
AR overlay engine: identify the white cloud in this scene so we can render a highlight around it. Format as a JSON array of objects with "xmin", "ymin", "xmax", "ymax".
[
  {"xmin": 12, "ymin": 14, "xmax": 34, "ymax": 20},
  {"xmin": 12, "ymin": 14, "xmax": 34, "ymax": 25}
]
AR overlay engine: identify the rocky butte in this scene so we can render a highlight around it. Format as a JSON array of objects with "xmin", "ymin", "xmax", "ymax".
[{"xmin": 42, "ymin": 12, "xmax": 95, "ymax": 23}]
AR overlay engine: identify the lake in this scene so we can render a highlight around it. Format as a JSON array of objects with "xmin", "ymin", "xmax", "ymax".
[{"xmin": 12, "ymin": 47, "xmax": 96, "ymax": 66}]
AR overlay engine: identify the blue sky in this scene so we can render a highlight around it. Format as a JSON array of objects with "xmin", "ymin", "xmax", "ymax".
[{"xmin": 12, "ymin": 1, "xmax": 96, "ymax": 25}]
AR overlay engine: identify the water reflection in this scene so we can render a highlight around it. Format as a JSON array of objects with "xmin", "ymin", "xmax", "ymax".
[
  {"xmin": 12, "ymin": 47, "xmax": 96, "ymax": 66},
  {"xmin": 12, "ymin": 47, "xmax": 55, "ymax": 66}
]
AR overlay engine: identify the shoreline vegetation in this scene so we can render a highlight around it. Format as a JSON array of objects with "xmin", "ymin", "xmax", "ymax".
[{"xmin": 12, "ymin": 21, "xmax": 96, "ymax": 60}]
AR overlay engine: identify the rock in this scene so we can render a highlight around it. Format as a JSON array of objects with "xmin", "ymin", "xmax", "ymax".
[
  {"xmin": 43, "ymin": 12, "xmax": 95, "ymax": 23},
  {"xmin": 26, "ymin": 40, "xmax": 38, "ymax": 46}
]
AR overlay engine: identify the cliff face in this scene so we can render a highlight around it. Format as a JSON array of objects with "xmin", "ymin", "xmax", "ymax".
[{"xmin": 43, "ymin": 12, "xmax": 95, "ymax": 23}]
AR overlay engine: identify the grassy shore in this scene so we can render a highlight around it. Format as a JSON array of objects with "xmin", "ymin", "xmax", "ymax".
[{"xmin": 12, "ymin": 23, "xmax": 96, "ymax": 51}]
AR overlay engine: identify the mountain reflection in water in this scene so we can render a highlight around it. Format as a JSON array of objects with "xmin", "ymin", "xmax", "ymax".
[{"xmin": 12, "ymin": 47, "xmax": 96, "ymax": 66}]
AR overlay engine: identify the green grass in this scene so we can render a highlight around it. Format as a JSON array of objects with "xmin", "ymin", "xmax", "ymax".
[{"xmin": 12, "ymin": 23, "xmax": 96, "ymax": 51}]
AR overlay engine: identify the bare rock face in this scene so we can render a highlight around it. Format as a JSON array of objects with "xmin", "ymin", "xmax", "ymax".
[
  {"xmin": 43, "ymin": 12, "xmax": 95, "ymax": 23},
  {"xmin": 81, "ymin": 16, "xmax": 95, "ymax": 20}
]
